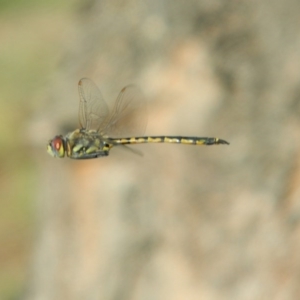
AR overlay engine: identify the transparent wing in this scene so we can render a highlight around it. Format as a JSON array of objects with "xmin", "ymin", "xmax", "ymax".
[
  {"xmin": 99, "ymin": 85, "xmax": 148, "ymax": 138},
  {"xmin": 78, "ymin": 78, "xmax": 109, "ymax": 131}
]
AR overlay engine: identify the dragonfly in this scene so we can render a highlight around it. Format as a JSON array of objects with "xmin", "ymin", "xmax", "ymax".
[{"xmin": 47, "ymin": 78, "xmax": 229, "ymax": 159}]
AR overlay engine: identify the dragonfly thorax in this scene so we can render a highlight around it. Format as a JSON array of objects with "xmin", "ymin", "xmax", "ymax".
[{"xmin": 64, "ymin": 129, "xmax": 112, "ymax": 159}]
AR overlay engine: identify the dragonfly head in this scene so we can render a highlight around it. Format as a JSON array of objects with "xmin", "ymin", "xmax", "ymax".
[{"xmin": 47, "ymin": 135, "xmax": 66, "ymax": 158}]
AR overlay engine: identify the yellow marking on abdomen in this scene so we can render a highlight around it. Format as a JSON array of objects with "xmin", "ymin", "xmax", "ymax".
[
  {"xmin": 181, "ymin": 138, "xmax": 195, "ymax": 144},
  {"xmin": 103, "ymin": 144, "xmax": 111, "ymax": 151},
  {"xmin": 196, "ymin": 139, "xmax": 206, "ymax": 145},
  {"xmin": 118, "ymin": 138, "xmax": 129, "ymax": 144},
  {"xmin": 147, "ymin": 137, "xmax": 163, "ymax": 143},
  {"xmin": 127, "ymin": 137, "xmax": 146, "ymax": 144},
  {"xmin": 137, "ymin": 138, "xmax": 147, "ymax": 143},
  {"xmin": 116, "ymin": 137, "xmax": 147, "ymax": 144},
  {"xmin": 132, "ymin": 137, "xmax": 147, "ymax": 143},
  {"xmin": 164, "ymin": 137, "xmax": 180, "ymax": 143}
]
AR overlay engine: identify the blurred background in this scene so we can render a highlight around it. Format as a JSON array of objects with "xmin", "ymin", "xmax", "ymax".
[{"xmin": 1, "ymin": 0, "xmax": 300, "ymax": 299}]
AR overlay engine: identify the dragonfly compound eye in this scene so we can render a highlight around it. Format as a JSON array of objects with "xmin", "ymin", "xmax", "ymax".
[{"xmin": 47, "ymin": 136, "xmax": 65, "ymax": 158}]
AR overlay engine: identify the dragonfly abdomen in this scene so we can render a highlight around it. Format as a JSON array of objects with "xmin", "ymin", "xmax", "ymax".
[{"xmin": 111, "ymin": 136, "xmax": 229, "ymax": 146}]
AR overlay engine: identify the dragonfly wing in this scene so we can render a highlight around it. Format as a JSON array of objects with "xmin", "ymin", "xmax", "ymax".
[
  {"xmin": 78, "ymin": 78, "xmax": 109, "ymax": 131},
  {"xmin": 101, "ymin": 85, "xmax": 147, "ymax": 137}
]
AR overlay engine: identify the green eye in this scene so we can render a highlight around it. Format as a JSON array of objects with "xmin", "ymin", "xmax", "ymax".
[{"xmin": 47, "ymin": 136, "xmax": 65, "ymax": 158}]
